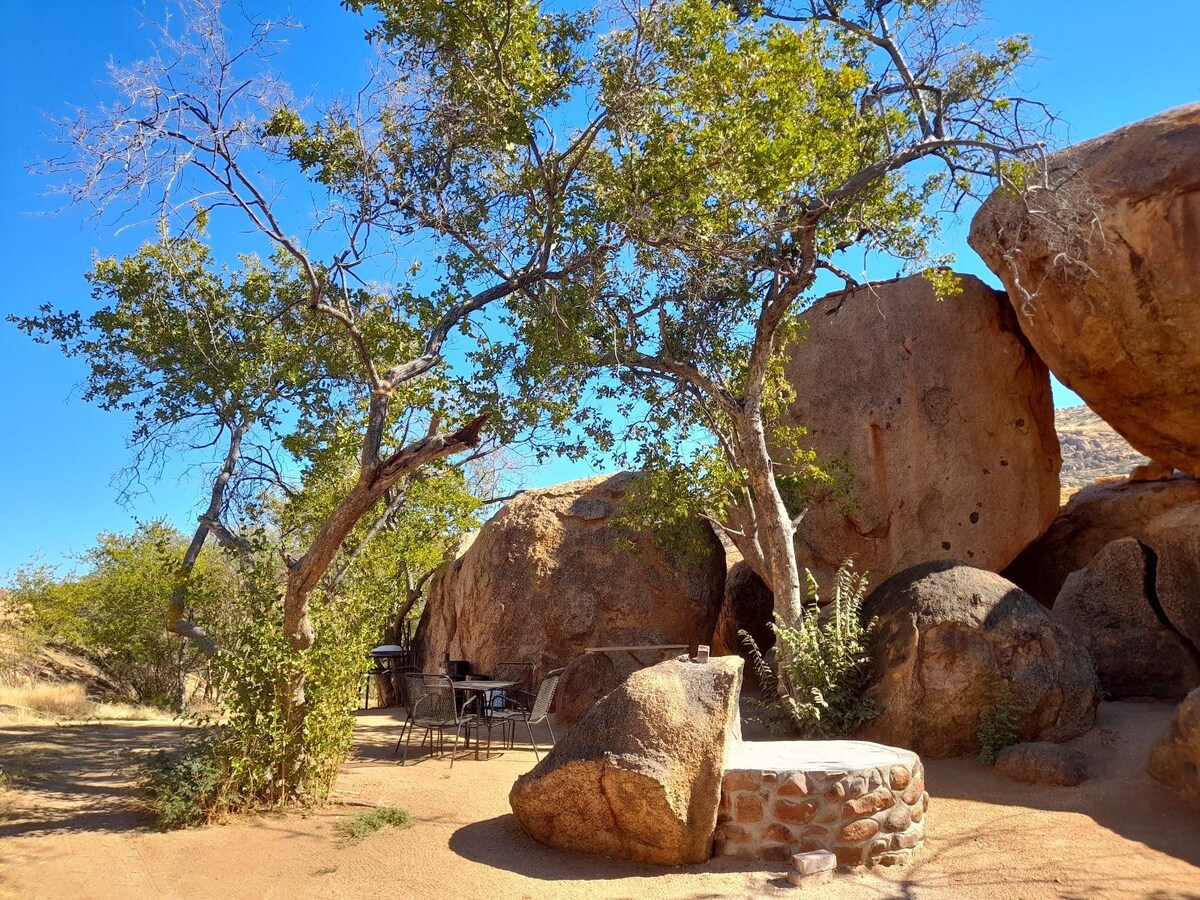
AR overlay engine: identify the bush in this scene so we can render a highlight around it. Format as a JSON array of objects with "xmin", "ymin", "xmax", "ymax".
[
  {"xmin": 741, "ymin": 560, "xmax": 876, "ymax": 738},
  {"xmin": 142, "ymin": 735, "xmax": 224, "ymax": 828},
  {"xmin": 334, "ymin": 807, "xmax": 413, "ymax": 844},
  {"xmin": 977, "ymin": 676, "xmax": 1023, "ymax": 764}
]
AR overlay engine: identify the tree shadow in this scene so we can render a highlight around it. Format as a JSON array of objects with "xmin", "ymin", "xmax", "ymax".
[{"xmin": 0, "ymin": 721, "xmax": 183, "ymax": 838}]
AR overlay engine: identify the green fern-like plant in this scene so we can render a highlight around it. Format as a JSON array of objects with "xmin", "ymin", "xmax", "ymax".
[
  {"xmin": 977, "ymin": 675, "xmax": 1023, "ymax": 763},
  {"xmin": 740, "ymin": 559, "xmax": 876, "ymax": 738}
]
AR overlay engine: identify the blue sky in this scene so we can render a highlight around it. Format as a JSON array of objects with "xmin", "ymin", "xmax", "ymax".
[{"xmin": 2, "ymin": 0, "xmax": 1197, "ymax": 576}]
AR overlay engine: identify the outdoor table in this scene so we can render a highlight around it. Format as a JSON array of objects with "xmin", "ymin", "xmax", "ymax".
[{"xmin": 452, "ymin": 679, "xmax": 519, "ymax": 759}]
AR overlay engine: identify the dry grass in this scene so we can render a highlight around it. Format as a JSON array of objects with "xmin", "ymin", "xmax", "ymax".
[{"xmin": 0, "ymin": 682, "xmax": 164, "ymax": 723}]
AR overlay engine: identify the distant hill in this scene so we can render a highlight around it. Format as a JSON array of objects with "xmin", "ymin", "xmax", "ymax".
[{"xmin": 1055, "ymin": 405, "xmax": 1148, "ymax": 491}]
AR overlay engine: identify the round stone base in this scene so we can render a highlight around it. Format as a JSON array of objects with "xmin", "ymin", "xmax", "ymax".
[{"xmin": 714, "ymin": 740, "xmax": 927, "ymax": 868}]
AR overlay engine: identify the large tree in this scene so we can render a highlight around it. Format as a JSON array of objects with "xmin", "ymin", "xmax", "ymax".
[{"xmin": 553, "ymin": 0, "xmax": 1058, "ymax": 621}]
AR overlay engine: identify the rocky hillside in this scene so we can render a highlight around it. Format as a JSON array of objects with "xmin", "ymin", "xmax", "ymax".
[{"xmin": 1056, "ymin": 405, "xmax": 1148, "ymax": 491}]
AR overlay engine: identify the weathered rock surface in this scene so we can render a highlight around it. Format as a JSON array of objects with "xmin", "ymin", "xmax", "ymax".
[
  {"xmin": 1051, "ymin": 538, "xmax": 1200, "ymax": 700},
  {"xmin": 1144, "ymin": 502, "xmax": 1200, "ymax": 656},
  {"xmin": 969, "ymin": 103, "xmax": 1200, "ymax": 475},
  {"xmin": 858, "ymin": 561, "xmax": 1100, "ymax": 758},
  {"xmin": 712, "ymin": 551, "xmax": 775, "ymax": 659},
  {"xmin": 414, "ymin": 473, "xmax": 725, "ymax": 681},
  {"xmin": 1006, "ymin": 475, "xmax": 1200, "ymax": 607},
  {"xmin": 779, "ymin": 273, "xmax": 1060, "ymax": 591},
  {"xmin": 995, "ymin": 742, "xmax": 1089, "ymax": 786},
  {"xmin": 509, "ymin": 656, "xmax": 743, "ymax": 865},
  {"xmin": 1147, "ymin": 687, "xmax": 1200, "ymax": 806},
  {"xmin": 556, "ymin": 646, "xmax": 690, "ymax": 728}
]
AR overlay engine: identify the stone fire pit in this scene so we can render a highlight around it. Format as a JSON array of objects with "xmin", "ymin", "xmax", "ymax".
[{"xmin": 714, "ymin": 740, "xmax": 927, "ymax": 867}]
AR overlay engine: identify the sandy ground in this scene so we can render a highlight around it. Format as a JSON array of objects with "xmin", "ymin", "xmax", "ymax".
[{"xmin": 1, "ymin": 700, "xmax": 1198, "ymax": 900}]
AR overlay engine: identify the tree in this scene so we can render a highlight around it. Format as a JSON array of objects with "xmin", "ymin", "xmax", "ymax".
[{"xmin": 547, "ymin": 0, "xmax": 1057, "ymax": 622}]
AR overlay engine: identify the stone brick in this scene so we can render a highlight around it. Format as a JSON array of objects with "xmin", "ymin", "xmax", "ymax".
[
  {"xmin": 761, "ymin": 771, "xmax": 779, "ymax": 784},
  {"xmin": 801, "ymin": 825, "xmax": 829, "ymax": 838},
  {"xmin": 883, "ymin": 803, "xmax": 912, "ymax": 833},
  {"xmin": 889, "ymin": 765, "xmax": 912, "ymax": 791},
  {"xmin": 736, "ymin": 793, "xmax": 764, "ymax": 823},
  {"xmin": 764, "ymin": 823, "xmax": 795, "ymax": 844},
  {"xmin": 875, "ymin": 851, "xmax": 912, "ymax": 867},
  {"xmin": 844, "ymin": 775, "xmax": 868, "ymax": 798},
  {"xmin": 843, "ymin": 788, "xmax": 895, "ymax": 817},
  {"xmin": 892, "ymin": 829, "xmax": 922, "ymax": 850},
  {"xmin": 714, "ymin": 823, "xmax": 753, "ymax": 845},
  {"xmin": 867, "ymin": 837, "xmax": 890, "ymax": 861},
  {"xmin": 866, "ymin": 769, "xmax": 885, "ymax": 791},
  {"xmin": 777, "ymin": 774, "xmax": 809, "ymax": 797},
  {"xmin": 835, "ymin": 844, "xmax": 865, "ymax": 867},
  {"xmin": 900, "ymin": 774, "xmax": 925, "ymax": 806},
  {"xmin": 824, "ymin": 781, "xmax": 847, "ymax": 802},
  {"xmin": 815, "ymin": 804, "xmax": 840, "ymax": 824},
  {"xmin": 792, "ymin": 850, "xmax": 836, "ymax": 875},
  {"xmin": 723, "ymin": 770, "xmax": 762, "ymax": 793},
  {"xmin": 798, "ymin": 838, "xmax": 826, "ymax": 854},
  {"xmin": 786, "ymin": 868, "xmax": 834, "ymax": 888},
  {"xmin": 774, "ymin": 799, "xmax": 820, "ymax": 824},
  {"xmin": 839, "ymin": 818, "xmax": 880, "ymax": 843},
  {"xmin": 760, "ymin": 842, "xmax": 793, "ymax": 863}
]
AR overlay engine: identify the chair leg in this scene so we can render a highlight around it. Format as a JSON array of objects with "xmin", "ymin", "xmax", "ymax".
[
  {"xmin": 546, "ymin": 718, "xmax": 556, "ymax": 746},
  {"xmin": 401, "ymin": 721, "xmax": 416, "ymax": 765},
  {"xmin": 450, "ymin": 723, "xmax": 463, "ymax": 768},
  {"xmin": 393, "ymin": 716, "xmax": 411, "ymax": 758},
  {"xmin": 526, "ymin": 719, "xmax": 540, "ymax": 762}
]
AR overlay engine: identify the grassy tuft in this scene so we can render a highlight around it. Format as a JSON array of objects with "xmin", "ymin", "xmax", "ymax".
[
  {"xmin": 334, "ymin": 807, "xmax": 413, "ymax": 844},
  {"xmin": 0, "ymin": 682, "xmax": 163, "ymax": 723}
]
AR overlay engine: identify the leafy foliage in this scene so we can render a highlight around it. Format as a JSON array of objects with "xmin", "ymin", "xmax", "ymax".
[
  {"xmin": 741, "ymin": 560, "xmax": 876, "ymax": 737},
  {"xmin": 977, "ymin": 675, "xmax": 1023, "ymax": 764},
  {"xmin": 7, "ymin": 522, "xmax": 241, "ymax": 709}
]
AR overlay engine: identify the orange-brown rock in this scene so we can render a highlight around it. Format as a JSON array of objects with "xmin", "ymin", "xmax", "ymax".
[
  {"xmin": 1143, "ymin": 502, "xmax": 1200, "ymax": 656},
  {"xmin": 509, "ymin": 656, "xmax": 743, "ymax": 865},
  {"xmin": 779, "ymin": 273, "xmax": 1060, "ymax": 591},
  {"xmin": 413, "ymin": 473, "xmax": 724, "ymax": 682},
  {"xmin": 1006, "ymin": 475, "xmax": 1200, "ymax": 607},
  {"xmin": 859, "ymin": 561, "xmax": 1100, "ymax": 757},
  {"xmin": 969, "ymin": 104, "xmax": 1200, "ymax": 475},
  {"xmin": 1147, "ymin": 687, "xmax": 1200, "ymax": 806}
]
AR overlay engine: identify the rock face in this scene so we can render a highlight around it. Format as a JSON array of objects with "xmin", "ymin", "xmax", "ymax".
[
  {"xmin": 712, "ymin": 552, "xmax": 775, "ymax": 658},
  {"xmin": 969, "ymin": 103, "xmax": 1200, "ymax": 475},
  {"xmin": 995, "ymin": 742, "xmax": 1089, "ymax": 787},
  {"xmin": 556, "ymin": 646, "xmax": 688, "ymax": 728},
  {"xmin": 858, "ymin": 561, "xmax": 1100, "ymax": 758},
  {"xmin": 779, "ymin": 273, "xmax": 1060, "ymax": 591},
  {"xmin": 1051, "ymin": 538, "xmax": 1200, "ymax": 699},
  {"xmin": 1147, "ymin": 687, "xmax": 1200, "ymax": 806},
  {"xmin": 1143, "ymin": 502, "xmax": 1200, "ymax": 656},
  {"xmin": 1006, "ymin": 475, "xmax": 1200, "ymax": 607},
  {"xmin": 414, "ymin": 473, "xmax": 725, "ymax": 681},
  {"xmin": 509, "ymin": 656, "xmax": 743, "ymax": 865}
]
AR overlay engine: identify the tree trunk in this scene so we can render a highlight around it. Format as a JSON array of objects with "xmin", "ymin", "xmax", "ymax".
[{"xmin": 737, "ymin": 413, "xmax": 805, "ymax": 624}]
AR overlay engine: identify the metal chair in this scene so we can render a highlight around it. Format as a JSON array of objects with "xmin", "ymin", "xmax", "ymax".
[
  {"xmin": 393, "ymin": 672, "xmax": 431, "ymax": 758},
  {"xmin": 494, "ymin": 667, "xmax": 563, "ymax": 761},
  {"xmin": 399, "ymin": 674, "xmax": 481, "ymax": 768}
]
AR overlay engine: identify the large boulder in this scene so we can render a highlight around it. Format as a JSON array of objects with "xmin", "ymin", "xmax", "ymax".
[
  {"xmin": 1147, "ymin": 687, "xmax": 1200, "ymax": 806},
  {"xmin": 1006, "ymin": 475, "xmax": 1200, "ymax": 607},
  {"xmin": 509, "ymin": 656, "xmax": 743, "ymax": 865},
  {"xmin": 779, "ymin": 273, "xmax": 1060, "ymax": 591},
  {"xmin": 995, "ymin": 742, "xmax": 1089, "ymax": 787},
  {"xmin": 969, "ymin": 103, "xmax": 1200, "ymax": 475},
  {"xmin": 711, "ymin": 551, "xmax": 775, "ymax": 658},
  {"xmin": 556, "ymin": 647, "xmax": 688, "ymax": 728},
  {"xmin": 1144, "ymin": 502, "xmax": 1200, "ymax": 654},
  {"xmin": 858, "ymin": 561, "xmax": 1101, "ymax": 758},
  {"xmin": 1051, "ymin": 538, "xmax": 1200, "ymax": 699},
  {"xmin": 414, "ymin": 473, "xmax": 725, "ymax": 681}
]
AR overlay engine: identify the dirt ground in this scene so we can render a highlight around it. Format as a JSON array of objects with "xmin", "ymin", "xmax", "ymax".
[{"xmin": 1, "ymin": 700, "xmax": 1198, "ymax": 900}]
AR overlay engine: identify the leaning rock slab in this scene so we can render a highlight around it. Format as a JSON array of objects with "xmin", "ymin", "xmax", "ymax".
[
  {"xmin": 1143, "ymin": 502, "xmax": 1200, "ymax": 656},
  {"xmin": 969, "ymin": 103, "xmax": 1200, "ymax": 474},
  {"xmin": 509, "ymin": 656, "xmax": 743, "ymax": 865},
  {"xmin": 778, "ymin": 273, "xmax": 1060, "ymax": 591},
  {"xmin": 414, "ymin": 473, "xmax": 725, "ymax": 682},
  {"xmin": 1052, "ymin": 538, "xmax": 1199, "ymax": 699},
  {"xmin": 1147, "ymin": 687, "xmax": 1200, "ymax": 806},
  {"xmin": 859, "ymin": 561, "xmax": 1100, "ymax": 757}
]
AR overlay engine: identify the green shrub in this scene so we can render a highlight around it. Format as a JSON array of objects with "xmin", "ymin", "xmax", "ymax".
[
  {"xmin": 142, "ymin": 734, "xmax": 224, "ymax": 828},
  {"xmin": 741, "ymin": 559, "xmax": 876, "ymax": 737},
  {"xmin": 977, "ymin": 675, "xmax": 1023, "ymax": 764},
  {"xmin": 334, "ymin": 807, "xmax": 413, "ymax": 844}
]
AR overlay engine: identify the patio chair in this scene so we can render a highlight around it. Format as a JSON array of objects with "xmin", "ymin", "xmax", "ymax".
[
  {"xmin": 493, "ymin": 667, "xmax": 563, "ymax": 762},
  {"xmin": 392, "ymin": 672, "xmax": 431, "ymax": 758},
  {"xmin": 399, "ymin": 674, "xmax": 482, "ymax": 768}
]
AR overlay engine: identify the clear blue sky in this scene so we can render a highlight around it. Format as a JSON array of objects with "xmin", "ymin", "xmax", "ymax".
[{"xmin": 2, "ymin": 1, "xmax": 1197, "ymax": 576}]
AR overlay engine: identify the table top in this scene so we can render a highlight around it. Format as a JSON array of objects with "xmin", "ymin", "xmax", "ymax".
[{"xmin": 452, "ymin": 680, "xmax": 519, "ymax": 692}]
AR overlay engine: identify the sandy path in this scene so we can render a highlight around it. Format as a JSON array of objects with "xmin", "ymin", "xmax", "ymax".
[{"xmin": 1, "ymin": 701, "xmax": 1198, "ymax": 900}]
